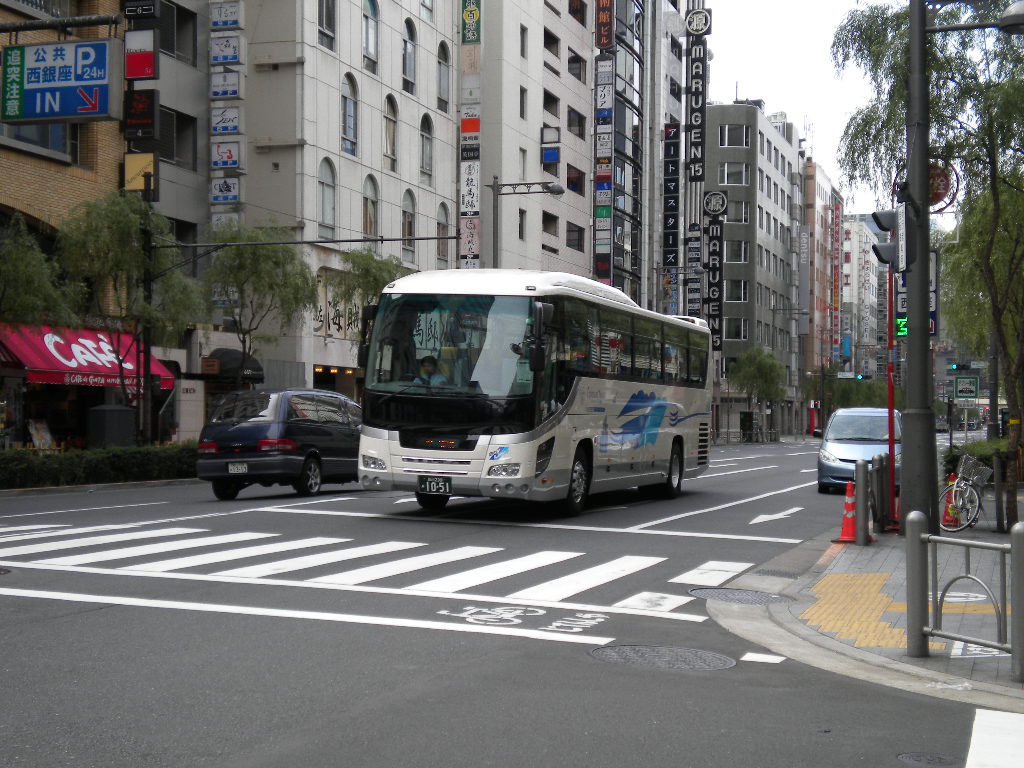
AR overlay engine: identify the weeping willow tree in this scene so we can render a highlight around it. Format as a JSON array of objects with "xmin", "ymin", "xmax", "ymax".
[{"xmin": 833, "ymin": 1, "xmax": 1024, "ymax": 525}]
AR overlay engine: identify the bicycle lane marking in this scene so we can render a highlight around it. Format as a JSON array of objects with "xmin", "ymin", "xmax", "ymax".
[{"xmin": 0, "ymin": 586, "xmax": 615, "ymax": 646}]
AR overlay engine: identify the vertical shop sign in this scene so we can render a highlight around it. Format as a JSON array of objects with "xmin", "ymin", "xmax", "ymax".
[
  {"xmin": 685, "ymin": 9, "xmax": 710, "ymax": 183},
  {"xmin": 459, "ymin": 1, "xmax": 482, "ymax": 268}
]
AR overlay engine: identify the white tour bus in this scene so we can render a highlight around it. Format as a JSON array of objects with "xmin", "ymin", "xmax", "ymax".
[{"xmin": 357, "ymin": 270, "xmax": 712, "ymax": 512}]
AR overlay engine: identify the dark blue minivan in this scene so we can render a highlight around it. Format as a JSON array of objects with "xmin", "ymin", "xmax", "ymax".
[{"xmin": 197, "ymin": 388, "xmax": 361, "ymax": 500}]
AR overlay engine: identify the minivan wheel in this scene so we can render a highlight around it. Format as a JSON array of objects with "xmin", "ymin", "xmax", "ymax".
[
  {"xmin": 212, "ymin": 479, "xmax": 240, "ymax": 501},
  {"xmin": 293, "ymin": 457, "xmax": 322, "ymax": 496}
]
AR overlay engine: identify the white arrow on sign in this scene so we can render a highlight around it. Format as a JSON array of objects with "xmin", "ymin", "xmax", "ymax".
[{"xmin": 749, "ymin": 507, "xmax": 802, "ymax": 525}]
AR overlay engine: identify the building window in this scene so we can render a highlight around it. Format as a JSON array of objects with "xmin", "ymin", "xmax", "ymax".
[
  {"xmin": 567, "ymin": 49, "xmax": 586, "ymax": 82},
  {"xmin": 567, "ymin": 106, "xmax": 586, "ymax": 139},
  {"xmin": 542, "ymin": 212, "xmax": 558, "ymax": 236},
  {"xmin": 566, "ymin": 222, "xmax": 584, "ymax": 251},
  {"xmin": 318, "ymin": 158, "xmax": 336, "ymax": 239},
  {"xmin": 383, "ymin": 96, "xmax": 398, "ymax": 172},
  {"xmin": 436, "ymin": 204, "xmax": 449, "ymax": 268},
  {"xmin": 543, "ymin": 89, "xmax": 559, "ymax": 118},
  {"xmin": 363, "ymin": 0, "xmax": 378, "ymax": 73},
  {"xmin": 362, "ymin": 175, "xmax": 379, "ymax": 249},
  {"xmin": 568, "ymin": 0, "xmax": 587, "ymax": 26},
  {"xmin": 520, "ymin": 87, "xmax": 527, "ymax": 119},
  {"xmin": 543, "ymin": 27, "xmax": 559, "ymax": 57},
  {"xmin": 420, "ymin": 0, "xmax": 433, "ymax": 22},
  {"xmin": 725, "ymin": 317, "xmax": 748, "ymax": 340},
  {"xmin": 0, "ymin": 121, "xmax": 77, "ymax": 162},
  {"xmin": 419, "ymin": 114, "xmax": 433, "ymax": 185},
  {"xmin": 518, "ymin": 209, "xmax": 526, "ymax": 240},
  {"xmin": 718, "ymin": 162, "xmax": 749, "ymax": 185},
  {"xmin": 341, "ymin": 75, "xmax": 358, "ymax": 155},
  {"xmin": 402, "ymin": 190, "xmax": 416, "ymax": 263},
  {"xmin": 318, "ymin": 0, "xmax": 336, "ymax": 50},
  {"xmin": 726, "ymin": 199, "xmax": 748, "ymax": 223},
  {"xmin": 437, "ymin": 43, "xmax": 450, "ymax": 112},
  {"xmin": 725, "ymin": 240, "xmax": 749, "ymax": 263},
  {"xmin": 520, "ymin": 25, "xmax": 528, "ymax": 58},
  {"xmin": 566, "ymin": 165, "xmax": 585, "ymax": 195},
  {"xmin": 159, "ymin": 1, "xmax": 197, "ymax": 66},
  {"xmin": 402, "ymin": 19, "xmax": 416, "ymax": 94},
  {"xmin": 157, "ymin": 106, "xmax": 196, "ymax": 170},
  {"xmin": 726, "ymin": 279, "xmax": 748, "ymax": 302},
  {"xmin": 668, "ymin": 78, "xmax": 682, "ymax": 101},
  {"xmin": 719, "ymin": 124, "xmax": 750, "ymax": 147}
]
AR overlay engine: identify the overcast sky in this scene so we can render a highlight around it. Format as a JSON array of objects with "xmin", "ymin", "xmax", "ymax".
[{"xmin": 703, "ymin": 0, "xmax": 878, "ymax": 213}]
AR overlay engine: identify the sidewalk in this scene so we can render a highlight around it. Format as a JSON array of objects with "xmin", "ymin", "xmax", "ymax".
[{"xmin": 710, "ymin": 502, "xmax": 1024, "ymax": 713}]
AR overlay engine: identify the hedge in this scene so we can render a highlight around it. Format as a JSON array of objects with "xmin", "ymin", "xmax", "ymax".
[
  {"xmin": 940, "ymin": 438, "xmax": 1011, "ymax": 479},
  {"xmin": 0, "ymin": 443, "xmax": 198, "ymax": 490}
]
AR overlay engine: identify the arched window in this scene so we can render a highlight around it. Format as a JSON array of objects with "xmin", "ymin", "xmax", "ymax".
[
  {"xmin": 401, "ymin": 190, "xmax": 416, "ymax": 263},
  {"xmin": 436, "ymin": 203, "xmax": 450, "ymax": 269},
  {"xmin": 341, "ymin": 75, "xmax": 358, "ymax": 156},
  {"xmin": 362, "ymin": 175, "xmax": 379, "ymax": 251},
  {"xmin": 402, "ymin": 19, "xmax": 416, "ymax": 94},
  {"xmin": 318, "ymin": 158, "xmax": 336, "ymax": 239},
  {"xmin": 419, "ymin": 114, "xmax": 433, "ymax": 185},
  {"xmin": 436, "ymin": 43, "xmax": 450, "ymax": 113},
  {"xmin": 362, "ymin": 0, "xmax": 378, "ymax": 73},
  {"xmin": 383, "ymin": 96, "xmax": 398, "ymax": 172}
]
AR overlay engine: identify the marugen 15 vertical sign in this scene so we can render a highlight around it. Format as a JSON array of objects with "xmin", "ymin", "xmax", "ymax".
[{"xmin": 685, "ymin": 9, "xmax": 711, "ymax": 183}]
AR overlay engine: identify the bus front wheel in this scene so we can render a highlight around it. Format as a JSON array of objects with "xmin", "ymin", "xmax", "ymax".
[{"xmin": 565, "ymin": 446, "xmax": 591, "ymax": 515}]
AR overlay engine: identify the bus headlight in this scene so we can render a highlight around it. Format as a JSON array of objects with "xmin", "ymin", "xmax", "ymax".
[
  {"xmin": 487, "ymin": 463, "xmax": 521, "ymax": 477},
  {"xmin": 362, "ymin": 455, "xmax": 387, "ymax": 471}
]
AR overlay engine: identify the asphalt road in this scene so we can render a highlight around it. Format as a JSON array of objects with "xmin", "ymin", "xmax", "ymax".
[{"xmin": 0, "ymin": 441, "xmax": 987, "ymax": 767}]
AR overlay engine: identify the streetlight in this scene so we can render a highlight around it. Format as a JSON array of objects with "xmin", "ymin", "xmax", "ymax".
[
  {"xmin": 487, "ymin": 177, "xmax": 564, "ymax": 268},
  {"xmin": 904, "ymin": 1, "xmax": 1024, "ymax": 537}
]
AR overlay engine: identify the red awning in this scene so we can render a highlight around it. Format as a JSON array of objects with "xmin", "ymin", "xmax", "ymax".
[{"xmin": 0, "ymin": 325, "xmax": 175, "ymax": 390}]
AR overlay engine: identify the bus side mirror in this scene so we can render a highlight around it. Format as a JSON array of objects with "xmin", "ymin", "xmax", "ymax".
[
  {"xmin": 529, "ymin": 344, "xmax": 546, "ymax": 373},
  {"xmin": 533, "ymin": 300, "xmax": 553, "ymax": 330}
]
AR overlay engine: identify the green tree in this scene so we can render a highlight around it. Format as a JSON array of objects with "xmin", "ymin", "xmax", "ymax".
[
  {"xmin": 57, "ymin": 192, "xmax": 202, "ymax": 403},
  {"xmin": 321, "ymin": 248, "xmax": 414, "ymax": 309},
  {"xmin": 201, "ymin": 222, "xmax": 318, "ymax": 389},
  {"xmin": 833, "ymin": 1, "xmax": 1024, "ymax": 525},
  {"xmin": 0, "ymin": 215, "xmax": 77, "ymax": 327},
  {"xmin": 729, "ymin": 348, "xmax": 785, "ymax": 435}
]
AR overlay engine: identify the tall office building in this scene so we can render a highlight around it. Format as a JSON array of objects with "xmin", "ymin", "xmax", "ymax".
[{"xmin": 842, "ymin": 214, "xmax": 882, "ymax": 377}]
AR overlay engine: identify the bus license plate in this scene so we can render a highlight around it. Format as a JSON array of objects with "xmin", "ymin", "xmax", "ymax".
[
  {"xmin": 228, "ymin": 462, "xmax": 248, "ymax": 474},
  {"xmin": 417, "ymin": 475, "xmax": 451, "ymax": 495}
]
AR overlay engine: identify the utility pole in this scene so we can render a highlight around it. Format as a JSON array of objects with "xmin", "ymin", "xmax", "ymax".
[{"xmin": 142, "ymin": 171, "xmax": 154, "ymax": 445}]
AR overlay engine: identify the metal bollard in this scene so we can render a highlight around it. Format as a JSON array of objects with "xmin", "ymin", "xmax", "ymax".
[
  {"xmin": 1012, "ymin": 522, "xmax": 1023, "ymax": 683},
  {"xmin": 905, "ymin": 510, "xmax": 930, "ymax": 658},
  {"xmin": 855, "ymin": 460, "xmax": 870, "ymax": 545}
]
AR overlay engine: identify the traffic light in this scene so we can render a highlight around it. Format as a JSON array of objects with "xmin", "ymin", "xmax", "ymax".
[
  {"xmin": 950, "ymin": 362, "xmax": 971, "ymax": 371},
  {"xmin": 871, "ymin": 203, "xmax": 909, "ymax": 269}
]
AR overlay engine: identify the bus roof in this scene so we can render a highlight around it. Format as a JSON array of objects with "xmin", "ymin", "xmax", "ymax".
[{"xmin": 380, "ymin": 270, "xmax": 710, "ymax": 334}]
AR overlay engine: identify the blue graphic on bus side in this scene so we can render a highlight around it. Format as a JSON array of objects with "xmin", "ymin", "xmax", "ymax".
[
  {"xmin": 488, "ymin": 446, "xmax": 509, "ymax": 461},
  {"xmin": 599, "ymin": 391, "xmax": 679, "ymax": 452}
]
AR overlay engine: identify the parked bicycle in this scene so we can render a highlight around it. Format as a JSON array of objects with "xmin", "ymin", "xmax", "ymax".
[{"xmin": 938, "ymin": 453, "xmax": 994, "ymax": 532}]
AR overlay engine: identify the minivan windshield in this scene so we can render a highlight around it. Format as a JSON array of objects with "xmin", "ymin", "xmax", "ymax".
[
  {"xmin": 209, "ymin": 393, "xmax": 277, "ymax": 423},
  {"xmin": 825, "ymin": 412, "xmax": 900, "ymax": 441}
]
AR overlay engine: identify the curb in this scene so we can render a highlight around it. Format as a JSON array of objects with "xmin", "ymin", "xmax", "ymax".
[
  {"xmin": 710, "ymin": 531, "xmax": 1024, "ymax": 713},
  {"xmin": 0, "ymin": 477, "xmax": 205, "ymax": 499}
]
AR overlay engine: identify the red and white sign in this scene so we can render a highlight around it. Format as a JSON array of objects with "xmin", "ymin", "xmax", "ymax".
[{"xmin": 125, "ymin": 29, "xmax": 158, "ymax": 80}]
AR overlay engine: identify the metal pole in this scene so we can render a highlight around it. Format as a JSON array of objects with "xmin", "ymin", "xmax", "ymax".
[
  {"xmin": 491, "ymin": 175, "xmax": 499, "ymax": 269},
  {"xmin": 142, "ymin": 172, "xmax": 154, "ymax": 445},
  {"xmin": 1011, "ymin": 521, "xmax": 1023, "ymax": 682},
  {"xmin": 905, "ymin": 510, "xmax": 930, "ymax": 657},
  {"xmin": 905, "ymin": 0, "xmax": 940, "ymax": 534},
  {"xmin": 855, "ymin": 460, "xmax": 871, "ymax": 545}
]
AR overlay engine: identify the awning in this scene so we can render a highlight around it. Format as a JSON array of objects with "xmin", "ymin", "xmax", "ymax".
[
  {"xmin": 206, "ymin": 347, "xmax": 264, "ymax": 383},
  {"xmin": 0, "ymin": 325, "xmax": 176, "ymax": 390}
]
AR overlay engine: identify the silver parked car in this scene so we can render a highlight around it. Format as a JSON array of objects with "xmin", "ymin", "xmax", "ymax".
[{"xmin": 816, "ymin": 407, "xmax": 901, "ymax": 493}]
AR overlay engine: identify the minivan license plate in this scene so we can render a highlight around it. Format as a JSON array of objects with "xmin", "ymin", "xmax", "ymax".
[
  {"xmin": 417, "ymin": 475, "xmax": 451, "ymax": 495},
  {"xmin": 228, "ymin": 462, "xmax": 248, "ymax": 474}
]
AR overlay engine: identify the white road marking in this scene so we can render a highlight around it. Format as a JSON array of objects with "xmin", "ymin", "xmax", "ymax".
[
  {"xmin": 214, "ymin": 541, "xmax": 424, "ymax": 578},
  {"xmin": 409, "ymin": 550, "xmax": 584, "ymax": 593},
  {"xmin": 800, "ymin": 469, "xmax": 816, "ymax": 473},
  {"xmin": 119, "ymin": 537, "xmax": 347, "ymax": 573},
  {"xmin": 0, "ymin": 587, "xmax": 614, "ymax": 645},
  {"xmin": 741, "ymin": 652, "xmax": 785, "ymax": 663},
  {"xmin": 0, "ymin": 527, "xmax": 205, "ymax": 557},
  {"xmin": 784, "ymin": 452, "xmax": 818, "ymax": 456},
  {"xmin": 38, "ymin": 532, "xmax": 277, "ymax": 566},
  {"xmin": 670, "ymin": 560, "xmax": 754, "ymax": 586},
  {"xmin": 507, "ymin": 556, "xmax": 665, "ymax": 601},
  {"xmin": 613, "ymin": 592, "xmax": 694, "ymax": 611},
  {"xmin": 628, "ymin": 481, "xmax": 817, "ymax": 530},
  {"xmin": 0, "ymin": 524, "xmax": 70, "ymax": 535},
  {"xmin": 697, "ymin": 466, "xmax": 778, "ymax": 479},
  {"xmin": 965, "ymin": 709, "xmax": 1024, "ymax": 768},
  {"xmin": 0, "ymin": 502, "xmax": 168, "ymax": 520},
  {"xmin": 310, "ymin": 546, "xmax": 503, "ymax": 585},
  {"xmin": 749, "ymin": 507, "xmax": 802, "ymax": 525}
]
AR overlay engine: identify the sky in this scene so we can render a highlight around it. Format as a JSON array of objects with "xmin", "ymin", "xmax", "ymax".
[{"xmin": 702, "ymin": 0, "xmax": 878, "ymax": 213}]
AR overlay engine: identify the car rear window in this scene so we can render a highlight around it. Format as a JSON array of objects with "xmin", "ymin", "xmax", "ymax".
[
  {"xmin": 209, "ymin": 393, "xmax": 277, "ymax": 423},
  {"xmin": 826, "ymin": 413, "xmax": 900, "ymax": 441}
]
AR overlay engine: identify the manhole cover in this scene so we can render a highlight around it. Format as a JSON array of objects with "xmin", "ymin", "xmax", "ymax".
[
  {"xmin": 897, "ymin": 753, "xmax": 959, "ymax": 766},
  {"xmin": 591, "ymin": 645, "xmax": 736, "ymax": 671},
  {"xmin": 689, "ymin": 587, "xmax": 787, "ymax": 604}
]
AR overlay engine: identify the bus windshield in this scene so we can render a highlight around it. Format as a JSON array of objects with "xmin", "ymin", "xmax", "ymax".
[{"xmin": 365, "ymin": 294, "xmax": 536, "ymax": 399}]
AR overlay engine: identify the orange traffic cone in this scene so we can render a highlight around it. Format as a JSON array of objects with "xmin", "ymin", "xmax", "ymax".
[
  {"xmin": 832, "ymin": 481, "xmax": 857, "ymax": 543},
  {"xmin": 941, "ymin": 473, "xmax": 957, "ymax": 527}
]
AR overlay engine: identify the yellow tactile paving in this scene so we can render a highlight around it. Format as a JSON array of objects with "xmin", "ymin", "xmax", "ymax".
[{"xmin": 800, "ymin": 573, "xmax": 946, "ymax": 651}]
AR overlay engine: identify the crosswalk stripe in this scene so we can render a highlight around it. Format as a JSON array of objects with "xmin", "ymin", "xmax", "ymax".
[
  {"xmin": 309, "ymin": 546, "xmax": 502, "ymax": 586},
  {"xmin": 408, "ymin": 550, "xmax": 585, "ymax": 593},
  {"xmin": 613, "ymin": 591, "xmax": 695, "ymax": 611},
  {"xmin": 213, "ymin": 541, "xmax": 425, "ymax": 578},
  {"xmin": 0, "ymin": 525, "xmax": 71, "ymax": 535},
  {"xmin": 506, "ymin": 556, "xmax": 666, "ymax": 601},
  {"xmin": 121, "ymin": 537, "xmax": 348, "ymax": 573},
  {"xmin": 0, "ymin": 524, "xmax": 135, "ymax": 544},
  {"xmin": 37, "ymin": 533, "xmax": 278, "ymax": 567},
  {"xmin": 0, "ymin": 528, "xmax": 206, "ymax": 558},
  {"xmin": 965, "ymin": 709, "xmax": 1024, "ymax": 768},
  {"xmin": 669, "ymin": 560, "xmax": 754, "ymax": 586}
]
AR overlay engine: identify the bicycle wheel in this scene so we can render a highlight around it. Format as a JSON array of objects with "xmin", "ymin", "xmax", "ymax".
[{"xmin": 938, "ymin": 481, "xmax": 980, "ymax": 532}]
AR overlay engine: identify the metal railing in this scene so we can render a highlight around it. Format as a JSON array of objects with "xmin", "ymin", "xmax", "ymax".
[{"xmin": 905, "ymin": 510, "xmax": 1023, "ymax": 682}]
